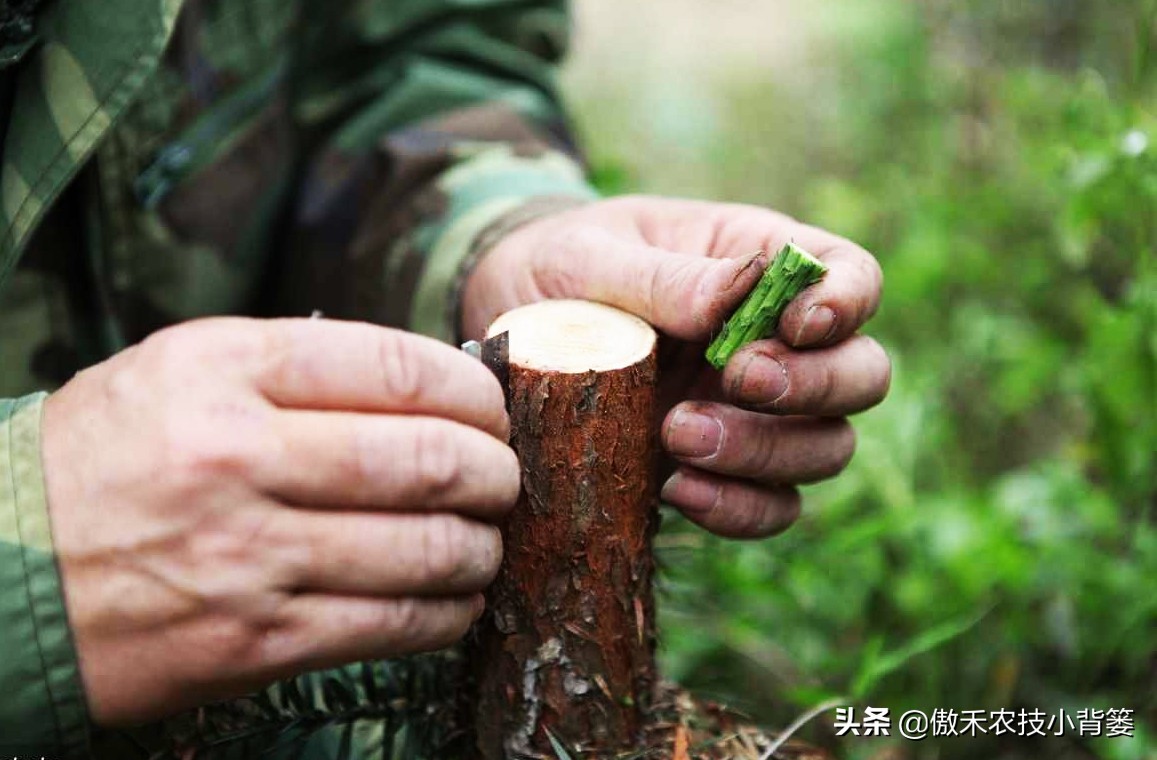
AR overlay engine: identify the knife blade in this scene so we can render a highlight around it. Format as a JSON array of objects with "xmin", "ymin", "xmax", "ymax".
[{"xmin": 461, "ymin": 331, "xmax": 510, "ymax": 393}]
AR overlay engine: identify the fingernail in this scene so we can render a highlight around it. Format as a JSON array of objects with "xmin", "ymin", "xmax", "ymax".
[
  {"xmin": 659, "ymin": 472, "xmax": 683, "ymax": 503},
  {"xmin": 735, "ymin": 352, "xmax": 789, "ymax": 406},
  {"xmin": 471, "ymin": 594, "xmax": 487, "ymax": 621},
  {"xmin": 666, "ymin": 409, "xmax": 723, "ymax": 458},
  {"xmin": 758, "ymin": 489, "xmax": 802, "ymax": 536},
  {"xmin": 794, "ymin": 304, "xmax": 837, "ymax": 345},
  {"xmin": 660, "ymin": 471, "xmax": 722, "ymax": 516},
  {"xmin": 728, "ymin": 250, "xmax": 768, "ymax": 287}
]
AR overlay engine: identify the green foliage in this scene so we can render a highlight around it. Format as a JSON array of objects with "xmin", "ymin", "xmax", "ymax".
[
  {"xmin": 136, "ymin": 656, "xmax": 466, "ymax": 760},
  {"xmin": 569, "ymin": 1, "xmax": 1157, "ymax": 757}
]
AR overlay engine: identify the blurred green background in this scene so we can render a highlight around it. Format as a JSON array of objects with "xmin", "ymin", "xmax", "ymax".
[{"xmin": 561, "ymin": 1, "xmax": 1157, "ymax": 758}]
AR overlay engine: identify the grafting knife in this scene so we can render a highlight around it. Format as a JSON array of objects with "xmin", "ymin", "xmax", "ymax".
[{"xmin": 461, "ymin": 331, "xmax": 510, "ymax": 392}]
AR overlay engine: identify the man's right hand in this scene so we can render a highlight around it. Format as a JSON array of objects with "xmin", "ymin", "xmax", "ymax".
[{"xmin": 40, "ymin": 318, "xmax": 520, "ymax": 726}]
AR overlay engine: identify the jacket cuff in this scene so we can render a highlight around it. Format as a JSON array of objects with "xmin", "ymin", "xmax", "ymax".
[
  {"xmin": 405, "ymin": 144, "xmax": 598, "ymax": 343},
  {"xmin": 0, "ymin": 393, "xmax": 90, "ymax": 757}
]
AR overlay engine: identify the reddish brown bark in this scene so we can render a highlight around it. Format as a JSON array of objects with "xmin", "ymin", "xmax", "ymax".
[{"xmin": 467, "ymin": 347, "xmax": 660, "ymax": 759}]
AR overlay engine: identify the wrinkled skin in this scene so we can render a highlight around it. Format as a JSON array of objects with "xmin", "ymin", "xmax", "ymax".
[
  {"xmin": 42, "ymin": 319, "xmax": 520, "ymax": 724},
  {"xmin": 463, "ymin": 196, "xmax": 892, "ymax": 539}
]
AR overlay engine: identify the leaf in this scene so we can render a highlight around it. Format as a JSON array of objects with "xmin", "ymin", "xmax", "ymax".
[
  {"xmin": 361, "ymin": 660, "xmax": 382, "ymax": 706},
  {"xmin": 335, "ymin": 720, "xmax": 354, "ymax": 760},
  {"xmin": 544, "ymin": 726, "xmax": 576, "ymax": 760},
  {"xmin": 322, "ymin": 673, "xmax": 357, "ymax": 714},
  {"xmin": 851, "ymin": 606, "xmax": 993, "ymax": 699}
]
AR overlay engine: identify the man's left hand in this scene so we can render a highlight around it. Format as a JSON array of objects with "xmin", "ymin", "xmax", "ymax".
[{"xmin": 461, "ymin": 195, "xmax": 891, "ymax": 539}]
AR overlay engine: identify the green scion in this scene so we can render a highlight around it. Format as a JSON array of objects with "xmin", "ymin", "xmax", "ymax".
[{"xmin": 705, "ymin": 243, "xmax": 828, "ymax": 370}]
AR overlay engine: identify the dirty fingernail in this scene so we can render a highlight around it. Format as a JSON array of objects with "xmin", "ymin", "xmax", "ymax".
[
  {"xmin": 660, "ymin": 470, "xmax": 722, "ymax": 515},
  {"xmin": 735, "ymin": 353, "xmax": 789, "ymax": 406},
  {"xmin": 794, "ymin": 304, "xmax": 837, "ymax": 345},
  {"xmin": 666, "ymin": 409, "xmax": 723, "ymax": 458}
]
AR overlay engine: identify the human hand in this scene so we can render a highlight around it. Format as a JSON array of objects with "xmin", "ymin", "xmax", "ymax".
[
  {"xmin": 462, "ymin": 196, "xmax": 889, "ymax": 539},
  {"xmin": 41, "ymin": 318, "xmax": 520, "ymax": 724}
]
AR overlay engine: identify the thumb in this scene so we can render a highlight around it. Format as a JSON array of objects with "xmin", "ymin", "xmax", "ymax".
[{"xmin": 533, "ymin": 230, "xmax": 767, "ymax": 341}]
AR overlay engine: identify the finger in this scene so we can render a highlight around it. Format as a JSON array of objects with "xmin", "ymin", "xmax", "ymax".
[
  {"xmin": 269, "ymin": 511, "xmax": 502, "ymax": 596},
  {"xmin": 262, "ymin": 593, "xmax": 484, "ymax": 673},
  {"xmin": 775, "ymin": 227, "xmax": 884, "ymax": 347},
  {"xmin": 261, "ymin": 411, "xmax": 521, "ymax": 518},
  {"xmin": 253, "ymin": 318, "xmax": 509, "ymax": 441},
  {"xmin": 607, "ymin": 202, "xmax": 882, "ymax": 346},
  {"xmin": 722, "ymin": 335, "xmax": 891, "ymax": 416},
  {"xmin": 660, "ymin": 467, "xmax": 801, "ymax": 539},
  {"xmin": 663, "ymin": 402, "xmax": 855, "ymax": 485},
  {"xmin": 530, "ymin": 227, "xmax": 767, "ymax": 341}
]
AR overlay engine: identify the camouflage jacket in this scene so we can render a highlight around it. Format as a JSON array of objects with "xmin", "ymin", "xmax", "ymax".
[{"xmin": 0, "ymin": 0, "xmax": 596, "ymax": 757}]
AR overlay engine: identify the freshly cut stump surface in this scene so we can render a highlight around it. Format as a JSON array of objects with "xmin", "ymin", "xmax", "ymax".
[{"xmin": 468, "ymin": 299, "xmax": 660, "ymax": 759}]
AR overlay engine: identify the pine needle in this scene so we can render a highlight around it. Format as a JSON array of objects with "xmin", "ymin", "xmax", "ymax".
[{"xmin": 544, "ymin": 726, "xmax": 576, "ymax": 760}]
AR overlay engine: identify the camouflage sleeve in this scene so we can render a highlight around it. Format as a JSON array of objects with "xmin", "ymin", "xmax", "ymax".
[
  {"xmin": 273, "ymin": 0, "xmax": 598, "ymax": 343},
  {"xmin": 0, "ymin": 393, "xmax": 90, "ymax": 758}
]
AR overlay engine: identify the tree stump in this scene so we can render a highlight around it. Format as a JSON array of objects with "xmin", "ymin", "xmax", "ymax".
[
  {"xmin": 462, "ymin": 299, "xmax": 836, "ymax": 760},
  {"xmin": 467, "ymin": 299, "xmax": 660, "ymax": 759}
]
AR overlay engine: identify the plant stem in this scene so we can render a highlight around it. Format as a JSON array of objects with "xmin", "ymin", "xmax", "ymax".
[{"xmin": 705, "ymin": 243, "xmax": 828, "ymax": 370}]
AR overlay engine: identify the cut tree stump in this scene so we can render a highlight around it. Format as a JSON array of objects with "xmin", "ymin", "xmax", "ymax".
[
  {"xmin": 462, "ymin": 299, "xmax": 836, "ymax": 760},
  {"xmin": 467, "ymin": 299, "xmax": 660, "ymax": 759}
]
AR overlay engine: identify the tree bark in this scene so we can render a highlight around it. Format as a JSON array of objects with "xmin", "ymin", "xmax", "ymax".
[{"xmin": 467, "ymin": 299, "xmax": 660, "ymax": 759}]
